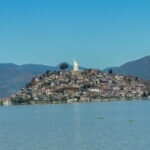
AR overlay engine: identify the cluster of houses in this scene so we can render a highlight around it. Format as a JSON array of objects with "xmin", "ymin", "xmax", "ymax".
[{"xmin": 10, "ymin": 69, "xmax": 149, "ymax": 104}]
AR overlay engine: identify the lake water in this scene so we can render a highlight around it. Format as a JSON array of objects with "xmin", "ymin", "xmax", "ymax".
[{"xmin": 0, "ymin": 100, "xmax": 150, "ymax": 150}]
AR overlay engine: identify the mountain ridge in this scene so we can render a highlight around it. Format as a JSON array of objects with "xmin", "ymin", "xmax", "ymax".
[
  {"xmin": 0, "ymin": 63, "xmax": 83, "ymax": 98},
  {"xmin": 112, "ymin": 56, "xmax": 150, "ymax": 81},
  {"xmin": 1, "ymin": 55, "xmax": 150, "ymax": 98}
]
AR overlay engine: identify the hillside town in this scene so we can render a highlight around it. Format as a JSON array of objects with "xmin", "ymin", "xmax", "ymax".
[{"xmin": 4, "ymin": 60, "xmax": 149, "ymax": 106}]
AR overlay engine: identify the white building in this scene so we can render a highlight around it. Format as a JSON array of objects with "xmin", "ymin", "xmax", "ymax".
[{"xmin": 73, "ymin": 60, "xmax": 79, "ymax": 71}]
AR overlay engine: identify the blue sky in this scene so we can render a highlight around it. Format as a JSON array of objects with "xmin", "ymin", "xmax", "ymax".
[{"xmin": 0, "ymin": 0, "xmax": 150, "ymax": 69}]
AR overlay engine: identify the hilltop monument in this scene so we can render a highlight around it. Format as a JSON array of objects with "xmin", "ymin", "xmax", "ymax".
[{"xmin": 73, "ymin": 60, "xmax": 79, "ymax": 71}]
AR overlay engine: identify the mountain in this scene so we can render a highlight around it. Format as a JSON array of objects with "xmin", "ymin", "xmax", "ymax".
[
  {"xmin": 103, "ymin": 67, "xmax": 118, "ymax": 72},
  {"xmin": 104, "ymin": 56, "xmax": 150, "ymax": 81},
  {"xmin": 0, "ymin": 63, "xmax": 84, "ymax": 98},
  {"xmin": 2, "ymin": 55, "xmax": 150, "ymax": 98}
]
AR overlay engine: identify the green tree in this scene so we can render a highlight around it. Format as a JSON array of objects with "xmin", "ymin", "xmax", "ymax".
[
  {"xmin": 108, "ymin": 69, "xmax": 113, "ymax": 74},
  {"xmin": 135, "ymin": 77, "xmax": 138, "ymax": 81},
  {"xmin": 142, "ymin": 92, "xmax": 147, "ymax": 97},
  {"xmin": 60, "ymin": 63, "xmax": 69, "ymax": 71},
  {"xmin": 46, "ymin": 70, "xmax": 50, "ymax": 75},
  {"xmin": 128, "ymin": 78, "xmax": 131, "ymax": 84}
]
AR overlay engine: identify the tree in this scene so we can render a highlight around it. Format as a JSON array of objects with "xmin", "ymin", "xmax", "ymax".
[
  {"xmin": 135, "ymin": 77, "xmax": 138, "ymax": 81},
  {"xmin": 60, "ymin": 63, "xmax": 69, "ymax": 71},
  {"xmin": 142, "ymin": 92, "xmax": 147, "ymax": 97},
  {"xmin": 31, "ymin": 77, "xmax": 36, "ymax": 83},
  {"xmin": 123, "ymin": 76, "xmax": 127, "ymax": 81},
  {"xmin": 128, "ymin": 78, "xmax": 131, "ymax": 84},
  {"xmin": 39, "ymin": 76, "xmax": 43, "ymax": 80},
  {"xmin": 87, "ymin": 69, "xmax": 92, "ymax": 72},
  {"xmin": 61, "ymin": 96, "xmax": 67, "ymax": 102},
  {"xmin": 108, "ymin": 69, "xmax": 113, "ymax": 74},
  {"xmin": 46, "ymin": 70, "xmax": 50, "ymax": 75}
]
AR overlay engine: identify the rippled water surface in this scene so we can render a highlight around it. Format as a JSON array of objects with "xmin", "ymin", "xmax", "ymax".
[{"xmin": 0, "ymin": 100, "xmax": 150, "ymax": 150}]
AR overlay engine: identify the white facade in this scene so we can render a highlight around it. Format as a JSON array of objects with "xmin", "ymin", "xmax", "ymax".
[{"xmin": 73, "ymin": 60, "xmax": 79, "ymax": 71}]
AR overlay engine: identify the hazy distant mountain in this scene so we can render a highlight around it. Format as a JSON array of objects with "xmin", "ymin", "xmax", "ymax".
[
  {"xmin": 104, "ymin": 56, "xmax": 150, "ymax": 81},
  {"xmin": 0, "ymin": 63, "xmax": 84, "ymax": 98},
  {"xmin": 103, "ymin": 67, "xmax": 118, "ymax": 72},
  {"xmin": 2, "ymin": 55, "xmax": 150, "ymax": 98}
]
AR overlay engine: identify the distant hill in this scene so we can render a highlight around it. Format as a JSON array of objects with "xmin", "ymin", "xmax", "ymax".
[
  {"xmin": 104, "ymin": 56, "xmax": 150, "ymax": 81},
  {"xmin": 103, "ymin": 67, "xmax": 118, "ymax": 72},
  {"xmin": 2, "ymin": 55, "xmax": 150, "ymax": 98},
  {"xmin": 0, "ymin": 63, "xmax": 84, "ymax": 98}
]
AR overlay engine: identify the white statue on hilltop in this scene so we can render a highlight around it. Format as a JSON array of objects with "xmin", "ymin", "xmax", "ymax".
[{"xmin": 73, "ymin": 60, "xmax": 79, "ymax": 71}]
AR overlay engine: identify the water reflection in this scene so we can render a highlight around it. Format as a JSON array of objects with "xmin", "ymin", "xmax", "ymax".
[{"xmin": 0, "ymin": 101, "xmax": 150, "ymax": 150}]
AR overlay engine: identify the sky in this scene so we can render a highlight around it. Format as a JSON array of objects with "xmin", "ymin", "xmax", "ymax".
[{"xmin": 0, "ymin": 0, "xmax": 150, "ymax": 69}]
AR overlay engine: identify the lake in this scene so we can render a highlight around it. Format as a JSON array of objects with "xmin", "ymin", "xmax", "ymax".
[{"xmin": 0, "ymin": 100, "xmax": 150, "ymax": 150}]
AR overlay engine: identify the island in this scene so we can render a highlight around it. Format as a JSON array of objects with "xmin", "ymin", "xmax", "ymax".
[{"xmin": 1, "ymin": 61, "xmax": 150, "ymax": 106}]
